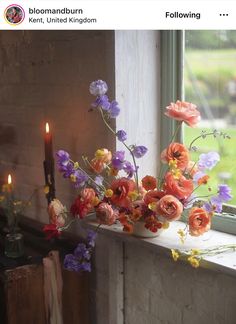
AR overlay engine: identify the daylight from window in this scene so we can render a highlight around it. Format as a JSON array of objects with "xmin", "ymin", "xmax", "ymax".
[{"xmin": 184, "ymin": 30, "xmax": 236, "ymax": 205}]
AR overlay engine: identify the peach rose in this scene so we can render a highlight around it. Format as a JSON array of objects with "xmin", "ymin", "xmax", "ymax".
[
  {"xmin": 165, "ymin": 100, "xmax": 201, "ymax": 127},
  {"xmin": 81, "ymin": 188, "xmax": 96, "ymax": 203},
  {"xmin": 188, "ymin": 207, "xmax": 211, "ymax": 236},
  {"xmin": 110, "ymin": 177, "xmax": 136, "ymax": 208},
  {"xmin": 161, "ymin": 143, "xmax": 189, "ymax": 170},
  {"xmin": 164, "ymin": 172, "xmax": 193, "ymax": 200},
  {"xmin": 156, "ymin": 195, "xmax": 183, "ymax": 221},
  {"xmin": 48, "ymin": 199, "xmax": 66, "ymax": 227},
  {"xmin": 144, "ymin": 190, "xmax": 165, "ymax": 205},
  {"xmin": 96, "ymin": 203, "xmax": 118, "ymax": 225}
]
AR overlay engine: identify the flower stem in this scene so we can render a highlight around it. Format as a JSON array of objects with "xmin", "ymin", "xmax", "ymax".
[{"xmin": 99, "ymin": 108, "xmax": 140, "ymax": 193}]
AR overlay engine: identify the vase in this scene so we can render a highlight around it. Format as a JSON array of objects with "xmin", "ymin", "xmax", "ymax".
[
  {"xmin": 5, "ymin": 232, "xmax": 24, "ymax": 258},
  {"xmin": 132, "ymin": 221, "xmax": 164, "ymax": 238}
]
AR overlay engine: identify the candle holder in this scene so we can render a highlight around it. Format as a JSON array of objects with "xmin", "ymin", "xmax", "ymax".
[{"xmin": 43, "ymin": 159, "xmax": 56, "ymax": 205}]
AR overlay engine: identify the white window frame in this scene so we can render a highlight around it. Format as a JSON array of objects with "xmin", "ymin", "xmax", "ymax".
[{"xmin": 160, "ymin": 30, "xmax": 236, "ymax": 235}]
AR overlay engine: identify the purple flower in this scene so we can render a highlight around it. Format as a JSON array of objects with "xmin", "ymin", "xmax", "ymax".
[
  {"xmin": 198, "ymin": 152, "xmax": 220, "ymax": 170},
  {"xmin": 87, "ymin": 230, "xmax": 97, "ymax": 248},
  {"xmin": 64, "ymin": 254, "xmax": 91, "ymax": 272},
  {"xmin": 89, "ymin": 80, "xmax": 108, "ymax": 96},
  {"xmin": 74, "ymin": 243, "xmax": 91, "ymax": 260},
  {"xmin": 123, "ymin": 161, "xmax": 135, "ymax": 178},
  {"xmin": 116, "ymin": 130, "xmax": 127, "ymax": 142},
  {"xmin": 92, "ymin": 95, "xmax": 110, "ymax": 111},
  {"xmin": 218, "ymin": 184, "xmax": 232, "ymax": 202},
  {"xmin": 108, "ymin": 100, "xmax": 120, "ymax": 118},
  {"xmin": 132, "ymin": 145, "xmax": 148, "ymax": 158},
  {"xmin": 210, "ymin": 196, "xmax": 223, "ymax": 213},
  {"xmin": 112, "ymin": 151, "xmax": 125, "ymax": 170},
  {"xmin": 203, "ymin": 202, "xmax": 213, "ymax": 213},
  {"xmin": 95, "ymin": 176, "xmax": 104, "ymax": 186},
  {"xmin": 73, "ymin": 170, "xmax": 89, "ymax": 188},
  {"xmin": 62, "ymin": 162, "xmax": 75, "ymax": 178},
  {"xmin": 56, "ymin": 150, "xmax": 70, "ymax": 171}
]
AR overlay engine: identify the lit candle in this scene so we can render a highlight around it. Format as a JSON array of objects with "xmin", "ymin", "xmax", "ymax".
[
  {"xmin": 43, "ymin": 122, "xmax": 55, "ymax": 205},
  {"xmin": 7, "ymin": 174, "xmax": 12, "ymax": 185},
  {"xmin": 44, "ymin": 122, "xmax": 53, "ymax": 162}
]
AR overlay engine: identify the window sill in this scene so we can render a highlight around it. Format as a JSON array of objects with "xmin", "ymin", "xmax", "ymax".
[{"xmin": 84, "ymin": 217, "xmax": 236, "ymax": 277}]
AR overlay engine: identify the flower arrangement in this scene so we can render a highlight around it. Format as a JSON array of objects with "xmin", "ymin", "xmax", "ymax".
[{"xmin": 43, "ymin": 80, "xmax": 233, "ymax": 271}]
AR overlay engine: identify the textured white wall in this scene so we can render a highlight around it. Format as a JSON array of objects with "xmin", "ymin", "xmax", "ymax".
[{"xmin": 94, "ymin": 234, "xmax": 236, "ymax": 324}]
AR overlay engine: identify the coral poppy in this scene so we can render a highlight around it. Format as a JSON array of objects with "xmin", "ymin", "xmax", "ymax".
[
  {"xmin": 164, "ymin": 172, "xmax": 194, "ymax": 200},
  {"xmin": 188, "ymin": 207, "xmax": 211, "ymax": 236},
  {"xmin": 110, "ymin": 177, "xmax": 136, "ymax": 208},
  {"xmin": 161, "ymin": 143, "xmax": 189, "ymax": 170},
  {"xmin": 141, "ymin": 175, "xmax": 157, "ymax": 191},
  {"xmin": 144, "ymin": 190, "xmax": 165, "ymax": 205},
  {"xmin": 96, "ymin": 203, "xmax": 118, "ymax": 225}
]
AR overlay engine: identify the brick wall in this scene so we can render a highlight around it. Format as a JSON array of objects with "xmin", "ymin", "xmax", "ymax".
[{"xmin": 0, "ymin": 30, "xmax": 115, "ymax": 222}]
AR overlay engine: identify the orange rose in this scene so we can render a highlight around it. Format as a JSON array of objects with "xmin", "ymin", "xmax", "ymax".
[
  {"xmin": 141, "ymin": 175, "xmax": 157, "ymax": 191},
  {"xmin": 164, "ymin": 172, "xmax": 193, "ymax": 200},
  {"xmin": 110, "ymin": 177, "xmax": 136, "ymax": 208},
  {"xmin": 156, "ymin": 195, "xmax": 183, "ymax": 221},
  {"xmin": 144, "ymin": 190, "xmax": 165, "ymax": 205},
  {"xmin": 161, "ymin": 143, "xmax": 189, "ymax": 170},
  {"xmin": 188, "ymin": 207, "xmax": 211, "ymax": 236},
  {"xmin": 165, "ymin": 100, "xmax": 201, "ymax": 127},
  {"xmin": 96, "ymin": 203, "xmax": 118, "ymax": 225}
]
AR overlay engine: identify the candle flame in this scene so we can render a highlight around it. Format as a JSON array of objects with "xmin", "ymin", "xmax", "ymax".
[
  {"xmin": 8, "ymin": 174, "xmax": 12, "ymax": 185},
  {"xmin": 46, "ymin": 122, "xmax": 50, "ymax": 134}
]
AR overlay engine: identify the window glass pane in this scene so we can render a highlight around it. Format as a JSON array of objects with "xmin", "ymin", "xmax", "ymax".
[{"xmin": 184, "ymin": 31, "xmax": 236, "ymax": 205}]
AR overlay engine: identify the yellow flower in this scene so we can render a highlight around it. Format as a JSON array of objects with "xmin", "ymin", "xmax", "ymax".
[
  {"xmin": 105, "ymin": 189, "xmax": 113, "ymax": 198},
  {"xmin": 162, "ymin": 221, "xmax": 170, "ymax": 229},
  {"xmin": 44, "ymin": 185, "xmax": 50, "ymax": 194},
  {"xmin": 74, "ymin": 162, "xmax": 79, "ymax": 169},
  {"xmin": 177, "ymin": 229, "xmax": 186, "ymax": 244},
  {"xmin": 171, "ymin": 249, "xmax": 180, "ymax": 262},
  {"xmin": 128, "ymin": 191, "xmax": 139, "ymax": 201},
  {"xmin": 70, "ymin": 174, "xmax": 77, "ymax": 182},
  {"xmin": 95, "ymin": 149, "xmax": 106, "ymax": 159},
  {"xmin": 188, "ymin": 256, "xmax": 200, "ymax": 268},
  {"xmin": 148, "ymin": 202, "xmax": 157, "ymax": 211},
  {"xmin": 171, "ymin": 168, "xmax": 181, "ymax": 180},
  {"xmin": 92, "ymin": 197, "xmax": 100, "ymax": 206},
  {"xmin": 169, "ymin": 159, "xmax": 178, "ymax": 169},
  {"xmin": 191, "ymin": 249, "xmax": 200, "ymax": 256}
]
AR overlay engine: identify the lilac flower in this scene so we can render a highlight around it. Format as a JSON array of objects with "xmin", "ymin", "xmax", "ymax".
[
  {"xmin": 73, "ymin": 170, "xmax": 89, "ymax": 188},
  {"xmin": 64, "ymin": 254, "xmax": 91, "ymax": 272},
  {"xmin": 89, "ymin": 80, "xmax": 108, "ymax": 96},
  {"xmin": 210, "ymin": 196, "xmax": 223, "ymax": 213},
  {"xmin": 112, "ymin": 151, "xmax": 125, "ymax": 170},
  {"xmin": 116, "ymin": 130, "xmax": 127, "ymax": 142},
  {"xmin": 108, "ymin": 100, "xmax": 120, "ymax": 118},
  {"xmin": 198, "ymin": 152, "xmax": 220, "ymax": 170},
  {"xmin": 95, "ymin": 176, "xmax": 104, "ymax": 186},
  {"xmin": 56, "ymin": 150, "xmax": 70, "ymax": 171},
  {"xmin": 203, "ymin": 202, "xmax": 212, "ymax": 213},
  {"xmin": 64, "ymin": 230, "xmax": 97, "ymax": 272},
  {"xmin": 92, "ymin": 95, "xmax": 110, "ymax": 111},
  {"xmin": 123, "ymin": 161, "xmax": 135, "ymax": 178},
  {"xmin": 132, "ymin": 145, "xmax": 148, "ymax": 158},
  {"xmin": 87, "ymin": 230, "xmax": 97, "ymax": 248},
  {"xmin": 218, "ymin": 184, "xmax": 232, "ymax": 201},
  {"xmin": 62, "ymin": 162, "xmax": 75, "ymax": 178}
]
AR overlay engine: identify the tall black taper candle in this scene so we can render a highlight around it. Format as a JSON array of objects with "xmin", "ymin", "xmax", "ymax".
[{"xmin": 44, "ymin": 122, "xmax": 55, "ymax": 205}]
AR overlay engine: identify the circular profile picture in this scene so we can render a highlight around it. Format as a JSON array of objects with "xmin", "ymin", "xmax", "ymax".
[{"xmin": 4, "ymin": 4, "xmax": 25, "ymax": 25}]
